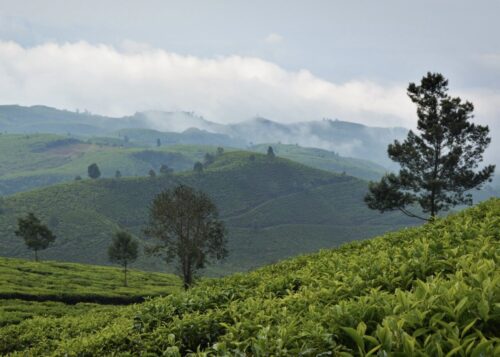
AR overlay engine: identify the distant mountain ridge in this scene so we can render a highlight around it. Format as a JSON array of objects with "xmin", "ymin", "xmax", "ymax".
[{"xmin": 0, "ymin": 105, "xmax": 407, "ymax": 167}]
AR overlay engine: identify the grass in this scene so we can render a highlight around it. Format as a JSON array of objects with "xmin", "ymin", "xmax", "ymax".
[
  {"xmin": 0, "ymin": 151, "xmax": 415, "ymax": 274},
  {"xmin": 0, "ymin": 198, "xmax": 497, "ymax": 355}
]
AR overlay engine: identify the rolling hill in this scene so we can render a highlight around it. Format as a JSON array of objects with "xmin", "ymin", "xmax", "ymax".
[
  {"xmin": 0, "ymin": 198, "xmax": 497, "ymax": 355},
  {"xmin": 0, "ymin": 133, "xmax": 390, "ymax": 195},
  {"xmin": 0, "ymin": 151, "xmax": 415, "ymax": 274},
  {"xmin": 251, "ymin": 143, "xmax": 386, "ymax": 180},
  {"xmin": 0, "ymin": 133, "xmax": 216, "ymax": 195},
  {"xmin": 0, "ymin": 105, "xmax": 409, "ymax": 167}
]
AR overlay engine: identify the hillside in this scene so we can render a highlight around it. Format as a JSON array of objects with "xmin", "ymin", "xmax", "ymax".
[
  {"xmin": 251, "ymin": 143, "xmax": 386, "ymax": 180},
  {"xmin": 0, "ymin": 199, "xmax": 497, "ymax": 355},
  {"xmin": 0, "ymin": 257, "xmax": 180, "ymax": 327},
  {"xmin": 116, "ymin": 127, "xmax": 243, "ymax": 147},
  {"xmin": 0, "ymin": 152, "xmax": 414, "ymax": 274},
  {"xmin": 0, "ymin": 133, "xmax": 216, "ymax": 195},
  {"xmin": 0, "ymin": 105, "xmax": 409, "ymax": 166},
  {"xmin": 0, "ymin": 133, "xmax": 391, "ymax": 195}
]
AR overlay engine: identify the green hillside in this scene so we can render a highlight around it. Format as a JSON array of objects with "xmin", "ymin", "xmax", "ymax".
[
  {"xmin": 0, "ymin": 133, "xmax": 392, "ymax": 195},
  {"xmin": 0, "ymin": 199, "xmax": 497, "ymax": 356},
  {"xmin": 0, "ymin": 133, "xmax": 218, "ymax": 195},
  {"xmin": 0, "ymin": 257, "xmax": 180, "ymax": 327},
  {"xmin": 116, "ymin": 127, "xmax": 242, "ymax": 147},
  {"xmin": 251, "ymin": 143, "xmax": 386, "ymax": 180},
  {"xmin": 0, "ymin": 151, "xmax": 413, "ymax": 274}
]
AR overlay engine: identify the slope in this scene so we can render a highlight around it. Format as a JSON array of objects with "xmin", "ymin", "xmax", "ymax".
[
  {"xmin": 251, "ymin": 143, "xmax": 386, "ymax": 180},
  {"xmin": 0, "ymin": 199, "xmax": 497, "ymax": 355},
  {"xmin": 0, "ymin": 133, "xmax": 218, "ymax": 195},
  {"xmin": 0, "ymin": 152, "xmax": 414, "ymax": 274}
]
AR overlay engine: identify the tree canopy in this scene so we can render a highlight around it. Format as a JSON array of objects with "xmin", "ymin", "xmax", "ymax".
[
  {"xmin": 108, "ymin": 231, "xmax": 139, "ymax": 287},
  {"xmin": 267, "ymin": 146, "xmax": 275, "ymax": 158},
  {"xmin": 87, "ymin": 163, "xmax": 101, "ymax": 179},
  {"xmin": 365, "ymin": 72, "xmax": 495, "ymax": 220},
  {"xmin": 15, "ymin": 213, "xmax": 56, "ymax": 261},
  {"xmin": 144, "ymin": 184, "xmax": 227, "ymax": 289}
]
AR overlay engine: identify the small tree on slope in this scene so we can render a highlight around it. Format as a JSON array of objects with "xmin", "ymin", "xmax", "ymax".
[
  {"xmin": 108, "ymin": 231, "xmax": 138, "ymax": 287},
  {"xmin": 15, "ymin": 213, "xmax": 56, "ymax": 261},
  {"xmin": 365, "ymin": 72, "xmax": 495, "ymax": 220},
  {"xmin": 144, "ymin": 184, "xmax": 227, "ymax": 289},
  {"xmin": 87, "ymin": 163, "xmax": 101, "ymax": 179}
]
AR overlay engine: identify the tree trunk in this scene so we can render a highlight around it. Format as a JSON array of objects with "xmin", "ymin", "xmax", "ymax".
[
  {"xmin": 183, "ymin": 259, "xmax": 192, "ymax": 290},
  {"xmin": 124, "ymin": 261, "xmax": 128, "ymax": 287}
]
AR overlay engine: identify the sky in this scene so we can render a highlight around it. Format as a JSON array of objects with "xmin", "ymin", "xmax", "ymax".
[{"xmin": 0, "ymin": 0, "xmax": 499, "ymax": 153}]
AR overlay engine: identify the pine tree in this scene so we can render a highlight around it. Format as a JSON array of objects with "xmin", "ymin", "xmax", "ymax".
[{"xmin": 365, "ymin": 72, "xmax": 495, "ymax": 220}]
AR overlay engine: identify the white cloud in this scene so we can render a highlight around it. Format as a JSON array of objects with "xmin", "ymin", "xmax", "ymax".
[
  {"xmin": 0, "ymin": 40, "xmax": 498, "ymax": 152},
  {"xmin": 0, "ymin": 40, "xmax": 418, "ymax": 127},
  {"xmin": 264, "ymin": 33, "xmax": 283, "ymax": 44}
]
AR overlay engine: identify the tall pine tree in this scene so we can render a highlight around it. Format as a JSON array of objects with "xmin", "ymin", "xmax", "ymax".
[{"xmin": 365, "ymin": 72, "xmax": 495, "ymax": 220}]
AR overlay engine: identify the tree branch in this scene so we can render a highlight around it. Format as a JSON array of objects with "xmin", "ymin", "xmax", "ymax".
[{"xmin": 398, "ymin": 207, "xmax": 430, "ymax": 221}]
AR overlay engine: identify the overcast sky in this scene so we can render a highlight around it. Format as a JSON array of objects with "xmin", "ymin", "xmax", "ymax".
[{"xmin": 0, "ymin": 0, "xmax": 499, "ymax": 149}]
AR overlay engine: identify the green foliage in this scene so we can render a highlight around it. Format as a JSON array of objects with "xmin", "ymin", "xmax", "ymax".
[
  {"xmin": 366, "ymin": 72, "xmax": 495, "ymax": 220},
  {"xmin": 0, "ymin": 151, "xmax": 414, "ymax": 274},
  {"xmin": 251, "ymin": 143, "xmax": 386, "ymax": 181},
  {"xmin": 0, "ymin": 257, "xmax": 180, "ymax": 302},
  {"xmin": 203, "ymin": 152, "xmax": 215, "ymax": 167},
  {"xmin": 108, "ymin": 231, "xmax": 139, "ymax": 287},
  {"xmin": 267, "ymin": 145, "xmax": 275, "ymax": 157},
  {"xmin": 0, "ymin": 133, "xmax": 208, "ymax": 195},
  {"xmin": 0, "ymin": 256, "xmax": 181, "ymax": 330},
  {"xmin": 159, "ymin": 164, "xmax": 173, "ymax": 175},
  {"xmin": 0, "ymin": 199, "xmax": 497, "ymax": 355},
  {"xmin": 14, "ymin": 213, "xmax": 55, "ymax": 261},
  {"xmin": 193, "ymin": 161, "xmax": 203, "ymax": 173},
  {"xmin": 87, "ymin": 163, "xmax": 101, "ymax": 179},
  {"xmin": 145, "ymin": 185, "xmax": 227, "ymax": 289},
  {"xmin": 0, "ymin": 299, "xmax": 116, "ymax": 328}
]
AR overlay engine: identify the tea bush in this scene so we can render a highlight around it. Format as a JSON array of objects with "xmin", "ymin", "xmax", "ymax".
[{"xmin": 1, "ymin": 199, "xmax": 498, "ymax": 356}]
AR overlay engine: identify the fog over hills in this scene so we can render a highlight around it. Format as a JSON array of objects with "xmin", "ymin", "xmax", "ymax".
[{"xmin": 0, "ymin": 105, "xmax": 408, "ymax": 168}]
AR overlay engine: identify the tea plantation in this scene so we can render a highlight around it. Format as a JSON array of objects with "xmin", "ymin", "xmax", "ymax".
[
  {"xmin": 0, "ymin": 258, "xmax": 181, "ymax": 327},
  {"xmin": 0, "ymin": 199, "xmax": 498, "ymax": 355}
]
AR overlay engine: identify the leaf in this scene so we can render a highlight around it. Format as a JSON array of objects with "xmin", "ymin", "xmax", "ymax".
[
  {"xmin": 471, "ymin": 340, "xmax": 493, "ymax": 357},
  {"xmin": 460, "ymin": 318, "xmax": 478, "ymax": 338},
  {"xmin": 477, "ymin": 299, "xmax": 489, "ymax": 321},
  {"xmin": 445, "ymin": 345, "xmax": 463, "ymax": 357},
  {"xmin": 341, "ymin": 327, "xmax": 365, "ymax": 353}
]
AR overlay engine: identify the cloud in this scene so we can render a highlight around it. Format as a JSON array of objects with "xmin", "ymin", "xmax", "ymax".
[
  {"xmin": 0, "ymin": 40, "xmax": 498, "ymax": 155},
  {"xmin": 476, "ymin": 53, "xmax": 500, "ymax": 71},
  {"xmin": 264, "ymin": 33, "xmax": 283, "ymax": 45},
  {"xmin": 0, "ymin": 40, "xmax": 417, "ymax": 126}
]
